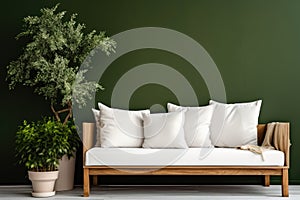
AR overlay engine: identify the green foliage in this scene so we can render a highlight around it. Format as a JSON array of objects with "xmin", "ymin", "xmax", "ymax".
[
  {"xmin": 6, "ymin": 4, "xmax": 116, "ymax": 107},
  {"xmin": 9, "ymin": 4, "xmax": 116, "ymax": 165},
  {"xmin": 16, "ymin": 117, "xmax": 75, "ymax": 171}
]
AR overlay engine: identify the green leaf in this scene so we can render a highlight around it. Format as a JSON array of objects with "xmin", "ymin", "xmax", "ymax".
[{"xmin": 6, "ymin": 4, "xmax": 115, "ymax": 108}]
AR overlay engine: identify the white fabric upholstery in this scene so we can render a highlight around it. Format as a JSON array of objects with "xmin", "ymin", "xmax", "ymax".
[
  {"xmin": 209, "ymin": 100, "xmax": 262, "ymax": 147},
  {"xmin": 142, "ymin": 111, "xmax": 187, "ymax": 148},
  {"xmin": 167, "ymin": 103, "xmax": 215, "ymax": 147},
  {"xmin": 97, "ymin": 103, "xmax": 150, "ymax": 148},
  {"xmin": 86, "ymin": 147, "xmax": 284, "ymax": 166}
]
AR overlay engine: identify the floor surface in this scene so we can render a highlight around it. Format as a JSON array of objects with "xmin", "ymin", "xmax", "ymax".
[{"xmin": 0, "ymin": 185, "xmax": 299, "ymax": 199}]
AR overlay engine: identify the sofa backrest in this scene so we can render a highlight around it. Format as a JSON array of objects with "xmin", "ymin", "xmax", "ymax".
[{"xmin": 82, "ymin": 122, "xmax": 290, "ymax": 167}]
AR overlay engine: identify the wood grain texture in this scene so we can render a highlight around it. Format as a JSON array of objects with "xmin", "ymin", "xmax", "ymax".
[
  {"xmin": 93, "ymin": 175, "xmax": 98, "ymax": 186},
  {"xmin": 264, "ymin": 175, "xmax": 270, "ymax": 187},
  {"xmin": 257, "ymin": 124, "xmax": 267, "ymax": 146},
  {"xmin": 282, "ymin": 168, "xmax": 289, "ymax": 197},
  {"xmin": 83, "ymin": 168, "xmax": 90, "ymax": 197},
  {"xmin": 88, "ymin": 166, "xmax": 285, "ymax": 176},
  {"xmin": 82, "ymin": 123, "xmax": 94, "ymax": 153}
]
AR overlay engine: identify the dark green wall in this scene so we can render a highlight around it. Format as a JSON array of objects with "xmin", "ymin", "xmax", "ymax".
[{"xmin": 1, "ymin": 0, "xmax": 300, "ymax": 185}]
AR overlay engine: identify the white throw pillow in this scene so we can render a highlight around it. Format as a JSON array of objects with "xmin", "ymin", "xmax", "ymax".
[
  {"xmin": 142, "ymin": 111, "xmax": 188, "ymax": 149},
  {"xmin": 209, "ymin": 100, "xmax": 262, "ymax": 147},
  {"xmin": 92, "ymin": 108, "xmax": 101, "ymax": 147},
  {"xmin": 167, "ymin": 103, "xmax": 215, "ymax": 147},
  {"xmin": 98, "ymin": 103, "xmax": 150, "ymax": 148}
]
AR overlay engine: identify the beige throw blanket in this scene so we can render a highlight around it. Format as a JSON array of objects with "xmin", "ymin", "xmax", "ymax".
[{"xmin": 239, "ymin": 122, "xmax": 290, "ymax": 163}]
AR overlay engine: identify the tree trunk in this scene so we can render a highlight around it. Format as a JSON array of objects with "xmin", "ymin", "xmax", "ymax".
[{"xmin": 50, "ymin": 101, "xmax": 72, "ymax": 125}]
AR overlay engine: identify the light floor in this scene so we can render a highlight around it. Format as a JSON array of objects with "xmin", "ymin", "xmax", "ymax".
[{"xmin": 0, "ymin": 185, "xmax": 300, "ymax": 200}]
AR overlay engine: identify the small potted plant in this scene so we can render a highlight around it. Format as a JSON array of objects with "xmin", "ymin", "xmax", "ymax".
[{"xmin": 16, "ymin": 117, "xmax": 73, "ymax": 197}]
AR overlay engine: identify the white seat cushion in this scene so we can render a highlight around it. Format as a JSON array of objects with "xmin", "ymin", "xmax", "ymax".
[{"xmin": 86, "ymin": 147, "xmax": 284, "ymax": 166}]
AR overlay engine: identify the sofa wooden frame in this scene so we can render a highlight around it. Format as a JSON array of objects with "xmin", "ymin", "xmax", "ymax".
[{"xmin": 82, "ymin": 122, "xmax": 290, "ymax": 197}]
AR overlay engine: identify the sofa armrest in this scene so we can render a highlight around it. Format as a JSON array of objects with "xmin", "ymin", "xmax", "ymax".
[
  {"xmin": 273, "ymin": 122, "xmax": 290, "ymax": 167},
  {"xmin": 257, "ymin": 124, "xmax": 267, "ymax": 146},
  {"xmin": 83, "ymin": 122, "xmax": 95, "ymax": 165},
  {"xmin": 258, "ymin": 123, "xmax": 290, "ymax": 167}
]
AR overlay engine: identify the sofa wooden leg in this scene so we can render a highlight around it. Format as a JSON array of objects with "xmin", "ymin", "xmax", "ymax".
[
  {"xmin": 282, "ymin": 168, "xmax": 289, "ymax": 197},
  {"xmin": 83, "ymin": 168, "xmax": 90, "ymax": 197},
  {"xmin": 93, "ymin": 175, "xmax": 98, "ymax": 186},
  {"xmin": 264, "ymin": 175, "xmax": 270, "ymax": 187}
]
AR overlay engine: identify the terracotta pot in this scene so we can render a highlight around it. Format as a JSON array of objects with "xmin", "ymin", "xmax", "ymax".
[
  {"xmin": 28, "ymin": 170, "xmax": 58, "ymax": 197},
  {"xmin": 55, "ymin": 154, "xmax": 76, "ymax": 191}
]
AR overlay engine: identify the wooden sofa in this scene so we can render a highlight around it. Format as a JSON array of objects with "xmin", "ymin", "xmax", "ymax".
[{"xmin": 82, "ymin": 122, "xmax": 290, "ymax": 197}]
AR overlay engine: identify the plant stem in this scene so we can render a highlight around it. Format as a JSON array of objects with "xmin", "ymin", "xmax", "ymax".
[
  {"xmin": 51, "ymin": 104, "xmax": 61, "ymax": 122},
  {"xmin": 51, "ymin": 101, "xmax": 72, "ymax": 125}
]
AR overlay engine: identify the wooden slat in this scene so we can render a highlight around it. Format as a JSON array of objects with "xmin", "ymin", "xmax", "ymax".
[
  {"xmin": 82, "ymin": 123, "xmax": 95, "ymax": 167},
  {"xmin": 82, "ymin": 123, "xmax": 94, "ymax": 153},
  {"xmin": 88, "ymin": 166, "xmax": 285, "ymax": 176}
]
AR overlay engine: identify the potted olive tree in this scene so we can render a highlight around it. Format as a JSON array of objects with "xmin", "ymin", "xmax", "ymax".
[
  {"xmin": 6, "ymin": 4, "xmax": 116, "ymax": 191},
  {"xmin": 16, "ymin": 117, "xmax": 75, "ymax": 197}
]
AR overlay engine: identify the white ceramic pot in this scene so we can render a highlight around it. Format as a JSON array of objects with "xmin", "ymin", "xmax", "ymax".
[
  {"xmin": 55, "ymin": 154, "xmax": 76, "ymax": 191},
  {"xmin": 28, "ymin": 170, "xmax": 59, "ymax": 197}
]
